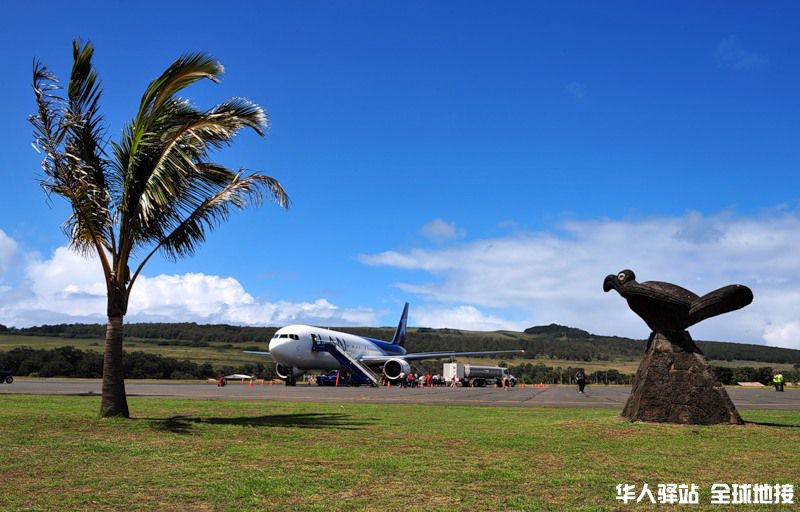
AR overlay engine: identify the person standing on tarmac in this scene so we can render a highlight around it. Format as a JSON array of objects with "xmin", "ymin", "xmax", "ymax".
[
  {"xmin": 773, "ymin": 372, "xmax": 785, "ymax": 392},
  {"xmin": 575, "ymin": 368, "xmax": 587, "ymax": 394}
]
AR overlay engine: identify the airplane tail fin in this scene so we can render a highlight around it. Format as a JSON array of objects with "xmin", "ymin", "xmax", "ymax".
[{"xmin": 391, "ymin": 302, "xmax": 409, "ymax": 347}]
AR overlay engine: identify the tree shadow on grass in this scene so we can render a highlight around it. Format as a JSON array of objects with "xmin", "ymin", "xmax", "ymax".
[
  {"xmin": 147, "ymin": 413, "xmax": 377, "ymax": 434},
  {"xmin": 744, "ymin": 420, "xmax": 800, "ymax": 429}
]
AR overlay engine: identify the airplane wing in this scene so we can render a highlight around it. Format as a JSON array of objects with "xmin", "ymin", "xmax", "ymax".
[
  {"xmin": 243, "ymin": 350, "xmax": 271, "ymax": 356},
  {"xmin": 359, "ymin": 349, "xmax": 524, "ymax": 363}
]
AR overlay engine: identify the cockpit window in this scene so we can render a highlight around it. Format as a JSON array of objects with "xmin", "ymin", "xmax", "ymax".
[{"xmin": 290, "ymin": 334, "xmax": 299, "ymax": 340}]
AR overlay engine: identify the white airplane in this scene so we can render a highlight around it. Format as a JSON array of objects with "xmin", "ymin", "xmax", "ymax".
[{"xmin": 245, "ymin": 303, "xmax": 524, "ymax": 385}]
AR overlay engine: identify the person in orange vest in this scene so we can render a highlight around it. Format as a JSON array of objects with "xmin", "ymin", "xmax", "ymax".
[{"xmin": 217, "ymin": 375, "xmax": 226, "ymax": 387}]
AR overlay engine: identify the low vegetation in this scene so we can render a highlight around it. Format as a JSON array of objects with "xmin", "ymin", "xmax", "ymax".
[
  {"xmin": 0, "ymin": 395, "xmax": 797, "ymax": 511},
  {"xmin": 2, "ymin": 345, "xmax": 796, "ymax": 385},
  {"xmin": 4, "ymin": 322, "xmax": 798, "ymax": 365},
  {"xmin": 3, "ymin": 320, "xmax": 800, "ymax": 384}
]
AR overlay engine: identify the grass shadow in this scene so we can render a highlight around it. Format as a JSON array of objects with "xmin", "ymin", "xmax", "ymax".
[
  {"xmin": 745, "ymin": 420, "xmax": 800, "ymax": 429},
  {"xmin": 147, "ymin": 412, "xmax": 377, "ymax": 434}
]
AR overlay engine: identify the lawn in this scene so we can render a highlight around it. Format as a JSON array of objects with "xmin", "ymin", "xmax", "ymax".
[{"xmin": 0, "ymin": 395, "xmax": 797, "ymax": 511}]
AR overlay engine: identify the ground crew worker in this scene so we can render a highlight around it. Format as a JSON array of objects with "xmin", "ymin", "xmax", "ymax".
[
  {"xmin": 576, "ymin": 368, "xmax": 587, "ymax": 394},
  {"xmin": 773, "ymin": 372, "xmax": 784, "ymax": 392}
]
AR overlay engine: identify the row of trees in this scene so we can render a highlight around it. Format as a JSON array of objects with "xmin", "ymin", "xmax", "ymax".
[
  {"xmin": 506, "ymin": 363, "xmax": 634, "ymax": 385},
  {"xmin": 10, "ymin": 323, "xmax": 276, "ymax": 343},
  {"xmin": 5, "ymin": 346, "xmax": 797, "ymax": 386},
  {"xmin": 0, "ymin": 347, "xmax": 274, "ymax": 380},
  {"xmin": 7, "ymin": 322, "xmax": 800, "ymax": 365}
]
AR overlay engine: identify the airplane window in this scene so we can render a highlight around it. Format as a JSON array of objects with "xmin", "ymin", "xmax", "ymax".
[{"xmin": 291, "ymin": 334, "xmax": 299, "ymax": 340}]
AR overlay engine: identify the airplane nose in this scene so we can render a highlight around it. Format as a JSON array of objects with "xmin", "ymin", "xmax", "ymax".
[{"xmin": 269, "ymin": 338, "xmax": 291, "ymax": 359}]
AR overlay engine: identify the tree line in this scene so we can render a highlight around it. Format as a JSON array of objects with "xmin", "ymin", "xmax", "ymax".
[
  {"xmin": 0, "ymin": 347, "xmax": 274, "ymax": 380},
  {"xmin": 2, "ymin": 346, "xmax": 797, "ymax": 385},
  {"xmin": 4, "ymin": 322, "xmax": 799, "ymax": 365}
]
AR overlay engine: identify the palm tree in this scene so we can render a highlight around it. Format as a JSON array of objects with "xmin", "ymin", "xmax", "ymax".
[{"xmin": 30, "ymin": 41, "xmax": 288, "ymax": 417}]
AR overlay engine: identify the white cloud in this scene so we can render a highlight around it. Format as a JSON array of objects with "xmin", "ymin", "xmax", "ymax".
[
  {"xmin": 420, "ymin": 218, "xmax": 463, "ymax": 241},
  {"xmin": 716, "ymin": 36, "xmax": 766, "ymax": 70},
  {"xmin": 412, "ymin": 304, "xmax": 529, "ymax": 332},
  {"xmin": 764, "ymin": 322, "xmax": 800, "ymax": 350},
  {"xmin": 0, "ymin": 229, "xmax": 18, "ymax": 277},
  {"xmin": 363, "ymin": 210, "xmax": 800, "ymax": 348},
  {"xmin": 0, "ymin": 243, "xmax": 377, "ymax": 328}
]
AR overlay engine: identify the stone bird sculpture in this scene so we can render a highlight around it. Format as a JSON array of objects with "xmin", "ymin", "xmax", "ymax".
[{"xmin": 603, "ymin": 269, "xmax": 753, "ymax": 332}]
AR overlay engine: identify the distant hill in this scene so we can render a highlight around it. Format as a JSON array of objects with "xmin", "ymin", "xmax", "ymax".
[
  {"xmin": 4, "ymin": 322, "xmax": 799, "ymax": 365},
  {"xmin": 524, "ymin": 324, "xmax": 591, "ymax": 339}
]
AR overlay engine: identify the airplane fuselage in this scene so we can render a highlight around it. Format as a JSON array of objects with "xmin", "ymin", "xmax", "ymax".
[
  {"xmin": 269, "ymin": 325, "xmax": 406, "ymax": 370},
  {"xmin": 248, "ymin": 303, "xmax": 523, "ymax": 383}
]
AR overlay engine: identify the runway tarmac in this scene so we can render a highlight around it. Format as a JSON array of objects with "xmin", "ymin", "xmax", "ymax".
[{"xmin": 1, "ymin": 379, "xmax": 799, "ymax": 409}]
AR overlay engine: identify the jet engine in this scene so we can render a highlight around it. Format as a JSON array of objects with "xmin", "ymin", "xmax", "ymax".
[
  {"xmin": 382, "ymin": 359, "xmax": 411, "ymax": 380},
  {"xmin": 275, "ymin": 363, "xmax": 304, "ymax": 380}
]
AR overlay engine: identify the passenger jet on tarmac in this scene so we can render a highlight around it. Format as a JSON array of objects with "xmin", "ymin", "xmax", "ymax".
[{"xmin": 245, "ymin": 303, "xmax": 524, "ymax": 385}]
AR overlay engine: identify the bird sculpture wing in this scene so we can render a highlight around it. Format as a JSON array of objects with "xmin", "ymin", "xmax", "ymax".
[
  {"xmin": 687, "ymin": 285, "xmax": 754, "ymax": 328},
  {"xmin": 628, "ymin": 281, "xmax": 699, "ymax": 307}
]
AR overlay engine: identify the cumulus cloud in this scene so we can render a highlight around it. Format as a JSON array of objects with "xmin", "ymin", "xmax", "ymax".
[
  {"xmin": 362, "ymin": 210, "xmax": 800, "ymax": 349},
  {"xmin": 716, "ymin": 36, "xmax": 766, "ymax": 70},
  {"xmin": 0, "ymin": 229, "xmax": 18, "ymax": 277},
  {"xmin": 420, "ymin": 219, "xmax": 463, "ymax": 241},
  {"xmin": 0, "ymin": 243, "xmax": 377, "ymax": 328},
  {"xmin": 411, "ymin": 304, "xmax": 529, "ymax": 332}
]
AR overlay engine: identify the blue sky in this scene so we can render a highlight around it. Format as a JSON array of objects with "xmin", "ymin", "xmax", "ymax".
[{"xmin": 1, "ymin": 1, "xmax": 800, "ymax": 347}]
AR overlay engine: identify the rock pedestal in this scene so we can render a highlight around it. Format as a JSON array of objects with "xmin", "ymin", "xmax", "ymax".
[{"xmin": 622, "ymin": 331, "xmax": 743, "ymax": 425}]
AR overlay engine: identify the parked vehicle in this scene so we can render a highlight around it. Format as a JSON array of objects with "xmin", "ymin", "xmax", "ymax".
[
  {"xmin": 316, "ymin": 369, "xmax": 372, "ymax": 387},
  {"xmin": 442, "ymin": 363, "xmax": 515, "ymax": 387}
]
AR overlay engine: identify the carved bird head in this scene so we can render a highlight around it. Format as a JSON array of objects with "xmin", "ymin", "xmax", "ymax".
[{"xmin": 603, "ymin": 269, "xmax": 636, "ymax": 293}]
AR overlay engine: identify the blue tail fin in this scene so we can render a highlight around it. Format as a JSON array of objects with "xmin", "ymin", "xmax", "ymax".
[{"xmin": 391, "ymin": 303, "xmax": 409, "ymax": 346}]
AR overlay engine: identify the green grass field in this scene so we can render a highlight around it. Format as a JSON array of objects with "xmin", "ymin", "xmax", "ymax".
[{"xmin": 0, "ymin": 395, "xmax": 797, "ymax": 511}]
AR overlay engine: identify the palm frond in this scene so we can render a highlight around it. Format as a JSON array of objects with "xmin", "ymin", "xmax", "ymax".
[
  {"xmin": 30, "ymin": 51, "xmax": 113, "ymax": 258},
  {"xmin": 120, "ymin": 96, "xmax": 271, "ymax": 250},
  {"xmin": 156, "ymin": 169, "xmax": 288, "ymax": 262},
  {"xmin": 118, "ymin": 53, "xmax": 222, "ymax": 178},
  {"xmin": 66, "ymin": 40, "xmax": 114, "ymax": 250},
  {"xmin": 127, "ymin": 167, "xmax": 286, "ymax": 287},
  {"xmin": 140, "ymin": 53, "xmax": 223, "ymax": 117}
]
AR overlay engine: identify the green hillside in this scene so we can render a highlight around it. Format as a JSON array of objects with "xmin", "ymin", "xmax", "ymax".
[{"xmin": 2, "ymin": 321, "xmax": 798, "ymax": 366}]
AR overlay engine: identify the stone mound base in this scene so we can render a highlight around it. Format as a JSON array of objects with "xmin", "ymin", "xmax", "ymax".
[{"xmin": 622, "ymin": 331, "xmax": 743, "ymax": 425}]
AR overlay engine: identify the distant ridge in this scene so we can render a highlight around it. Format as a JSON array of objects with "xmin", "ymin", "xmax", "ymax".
[{"xmin": 524, "ymin": 324, "xmax": 591, "ymax": 338}]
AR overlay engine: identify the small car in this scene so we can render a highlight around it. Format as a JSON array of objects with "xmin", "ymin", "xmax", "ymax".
[
  {"xmin": 317, "ymin": 370, "xmax": 342, "ymax": 386},
  {"xmin": 316, "ymin": 369, "xmax": 372, "ymax": 387},
  {"xmin": 0, "ymin": 370, "xmax": 13, "ymax": 384}
]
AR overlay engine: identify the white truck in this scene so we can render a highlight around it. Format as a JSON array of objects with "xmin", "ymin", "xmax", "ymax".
[{"xmin": 442, "ymin": 362, "xmax": 515, "ymax": 387}]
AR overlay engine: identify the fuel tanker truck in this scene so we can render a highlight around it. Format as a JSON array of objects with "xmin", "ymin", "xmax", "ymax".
[{"xmin": 442, "ymin": 362, "xmax": 516, "ymax": 387}]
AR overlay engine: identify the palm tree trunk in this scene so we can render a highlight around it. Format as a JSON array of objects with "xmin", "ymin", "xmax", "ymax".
[{"xmin": 101, "ymin": 315, "xmax": 129, "ymax": 417}]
